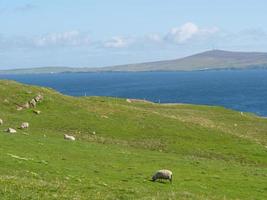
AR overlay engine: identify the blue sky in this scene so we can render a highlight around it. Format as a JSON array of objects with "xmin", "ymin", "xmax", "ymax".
[{"xmin": 1, "ymin": 0, "xmax": 267, "ymax": 69}]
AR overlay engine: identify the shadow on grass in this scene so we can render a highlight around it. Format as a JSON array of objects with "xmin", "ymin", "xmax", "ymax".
[{"xmin": 149, "ymin": 180, "xmax": 170, "ymax": 184}]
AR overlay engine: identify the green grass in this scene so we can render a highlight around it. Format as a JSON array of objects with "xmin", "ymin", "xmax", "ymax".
[{"xmin": 0, "ymin": 80, "xmax": 267, "ymax": 199}]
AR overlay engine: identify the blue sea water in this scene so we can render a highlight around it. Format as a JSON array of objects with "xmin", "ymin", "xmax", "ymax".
[{"xmin": 1, "ymin": 70, "xmax": 267, "ymax": 116}]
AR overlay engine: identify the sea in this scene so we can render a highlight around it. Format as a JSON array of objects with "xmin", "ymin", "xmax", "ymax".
[{"xmin": 1, "ymin": 69, "xmax": 267, "ymax": 116}]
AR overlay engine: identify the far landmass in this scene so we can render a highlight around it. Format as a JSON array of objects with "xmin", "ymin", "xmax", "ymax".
[{"xmin": 1, "ymin": 49, "xmax": 267, "ymax": 74}]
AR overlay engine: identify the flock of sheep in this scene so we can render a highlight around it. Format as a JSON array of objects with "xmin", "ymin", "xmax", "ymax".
[
  {"xmin": 1, "ymin": 94, "xmax": 173, "ymax": 184},
  {"xmin": 0, "ymin": 94, "xmax": 44, "ymax": 134},
  {"xmin": 0, "ymin": 119, "xmax": 29, "ymax": 133}
]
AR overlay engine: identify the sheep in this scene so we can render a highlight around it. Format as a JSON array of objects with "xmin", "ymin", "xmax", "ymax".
[
  {"xmin": 64, "ymin": 134, "xmax": 76, "ymax": 141},
  {"xmin": 152, "ymin": 169, "xmax": 172, "ymax": 183},
  {"xmin": 0, "ymin": 118, "xmax": 3, "ymax": 125},
  {"xmin": 20, "ymin": 122, "xmax": 29, "ymax": 129},
  {"xmin": 6, "ymin": 128, "xmax": 17, "ymax": 133}
]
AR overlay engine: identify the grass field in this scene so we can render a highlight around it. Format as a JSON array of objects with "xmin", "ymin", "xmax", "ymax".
[{"xmin": 0, "ymin": 80, "xmax": 266, "ymax": 199}]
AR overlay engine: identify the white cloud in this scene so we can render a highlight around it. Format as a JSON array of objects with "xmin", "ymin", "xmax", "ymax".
[
  {"xmin": 104, "ymin": 36, "xmax": 132, "ymax": 48},
  {"xmin": 165, "ymin": 22, "xmax": 219, "ymax": 44},
  {"xmin": 147, "ymin": 33, "xmax": 162, "ymax": 43},
  {"xmin": 33, "ymin": 31, "xmax": 90, "ymax": 47}
]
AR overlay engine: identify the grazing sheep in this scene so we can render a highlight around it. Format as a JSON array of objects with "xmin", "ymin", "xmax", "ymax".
[
  {"xmin": 6, "ymin": 128, "xmax": 17, "ymax": 133},
  {"xmin": 64, "ymin": 134, "xmax": 76, "ymax": 141},
  {"xmin": 20, "ymin": 122, "xmax": 29, "ymax": 129},
  {"xmin": 152, "ymin": 169, "xmax": 172, "ymax": 183},
  {"xmin": 0, "ymin": 118, "xmax": 3, "ymax": 125}
]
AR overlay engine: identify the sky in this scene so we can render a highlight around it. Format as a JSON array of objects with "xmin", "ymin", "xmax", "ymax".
[{"xmin": 0, "ymin": 0, "xmax": 267, "ymax": 69}]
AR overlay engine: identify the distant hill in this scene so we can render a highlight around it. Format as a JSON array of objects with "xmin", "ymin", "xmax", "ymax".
[
  {"xmin": 0, "ymin": 66, "xmax": 95, "ymax": 74},
  {"xmin": 106, "ymin": 49, "xmax": 267, "ymax": 72},
  {"xmin": 1, "ymin": 50, "xmax": 267, "ymax": 74}
]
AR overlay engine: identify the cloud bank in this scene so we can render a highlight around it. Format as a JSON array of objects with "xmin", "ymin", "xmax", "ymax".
[
  {"xmin": 1, "ymin": 22, "xmax": 266, "ymax": 53},
  {"xmin": 33, "ymin": 31, "xmax": 91, "ymax": 47},
  {"xmin": 104, "ymin": 36, "xmax": 132, "ymax": 48},
  {"xmin": 165, "ymin": 22, "xmax": 219, "ymax": 44}
]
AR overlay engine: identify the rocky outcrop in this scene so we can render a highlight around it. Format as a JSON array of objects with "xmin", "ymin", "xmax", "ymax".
[{"xmin": 16, "ymin": 94, "xmax": 44, "ymax": 111}]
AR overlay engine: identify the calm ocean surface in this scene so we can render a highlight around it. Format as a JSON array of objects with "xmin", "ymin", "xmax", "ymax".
[{"xmin": 1, "ymin": 70, "xmax": 267, "ymax": 116}]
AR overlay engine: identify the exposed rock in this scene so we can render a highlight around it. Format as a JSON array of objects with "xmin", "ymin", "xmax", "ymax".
[
  {"xmin": 22, "ymin": 102, "xmax": 30, "ymax": 109},
  {"xmin": 33, "ymin": 110, "xmax": 41, "ymax": 115},
  {"xmin": 6, "ymin": 128, "xmax": 17, "ymax": 133},
  {"xmin": 126, "ymin": 98, "xmax": 151, "ymax": 104},
  {"xmin": 34, "ymin": 94, "xmax": 43, "ymax": 102},
  {"xmin": 7, "ymin": 153, "xmax": 30, "ymax": 161},
  {"xmin": 64, "ymin": 134, "xmax": 76, "ymax": 141},
  {"xmin": 16, "ymin": 106, "xmax": 23, "ymax": 111},
  {"xmin": 15, "ymin": 94, "xmax": 43, "ymax": 111},
  {"xmin": 29, "ymin": 99, "xmax": 37, "ymax": 107},
  {"xmin": 126, "ymin": 99, "xmax": 132, "ymax": 103}
]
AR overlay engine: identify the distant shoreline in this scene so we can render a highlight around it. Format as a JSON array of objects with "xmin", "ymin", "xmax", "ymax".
[{"xmin": 1, "ymin": 66, "xmax": 267, "ymax": 75}]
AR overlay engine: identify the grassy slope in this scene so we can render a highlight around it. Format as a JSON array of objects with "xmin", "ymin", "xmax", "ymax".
[{"xmin": 0, "ymin": 80, "xmax": 266, "ymax": 199}]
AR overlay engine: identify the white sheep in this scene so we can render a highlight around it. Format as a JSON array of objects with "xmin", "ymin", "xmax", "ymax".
[
  {"xmin": 64, "ymin": 134, "xmax": 76, "ymax": 141},
  {"xmin": 152, "ymin": 169, "xmax": 173, "ymax": 183},
  {"xmin": 6, "ymin": 128, "xmax": 17, "ymax": 133},
  {"xmin": 20, "ymin": 122, "xmax": 29, "ymax": 129},
  {"xmin": 0, "ymin": 118, "xmax": 3, "ymax": 125}
]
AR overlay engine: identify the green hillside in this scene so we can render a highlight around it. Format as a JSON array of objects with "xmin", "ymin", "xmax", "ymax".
[{"xmin": 0, "ymin": 80, "xmax": 266, "ymax": 199}]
